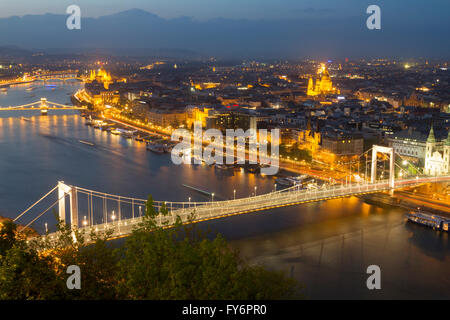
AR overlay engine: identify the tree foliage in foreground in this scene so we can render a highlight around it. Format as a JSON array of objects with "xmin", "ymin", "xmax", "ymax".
[{"xmin": 0, "ymin": 198, "xmax": 303, "ymax": 300}]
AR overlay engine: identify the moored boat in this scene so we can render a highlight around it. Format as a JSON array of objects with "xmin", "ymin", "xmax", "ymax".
[
  {"xmin": 147, "ymin": 143, "xmax": 165, "ymax": 154},
  {"xmin": 406, "ymin": 211, "xmax": 450, "ymax": 232},
  {"xmin": 275, "ymin": 177, "xmax": 293, "ymax": 186},
  {"xmin": 120, "ymin": 128, "xmax": 137, "ymax": 139},
  {"xmin": 275, "ymin": 175, "xmax": 309, "ymax": 187}
]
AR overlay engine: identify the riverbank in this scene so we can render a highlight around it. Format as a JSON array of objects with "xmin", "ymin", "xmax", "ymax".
[
  {"xmin": 0, "ymin": 80, "xmax": 34, "ymax": 89},
  {"xmin": 359, "ymin": 190, "xmax": 450, "ymax": 219},
  {"xmin": 78, "ymin": 107, "xmax": 333, "ymax": 181}
]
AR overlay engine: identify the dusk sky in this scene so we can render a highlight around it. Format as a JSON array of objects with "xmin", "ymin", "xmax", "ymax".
[
  {"xmin": 0, "ymin": 0, "xmax": 449, "ymax": 21},
  {"xmin": 0, "ymin": 0, "xmax": 448, "ymax": 58}
]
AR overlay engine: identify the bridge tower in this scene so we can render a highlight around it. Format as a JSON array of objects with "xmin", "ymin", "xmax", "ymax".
[
  {"xmin": 58, "ymin": 181, "xmax": 79, "ymax": 229},
  {"xmin": 371, "ymin": 145, "xmax": 395, "ymax": 189},
  {"xmin": 40, "ymin": 98, "xmax": 48, "ymax": 115}
]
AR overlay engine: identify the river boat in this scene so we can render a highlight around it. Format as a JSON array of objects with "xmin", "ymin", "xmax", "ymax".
[
  {"xmin": 147, "ymin": 143, "xmax": 165, "ymax": 154},
  {"xmin": 406, "ymin": 211, "xmax": 450, "ymax": 232}
]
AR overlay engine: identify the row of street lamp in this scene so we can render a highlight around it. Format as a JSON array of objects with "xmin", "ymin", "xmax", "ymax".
[
  {"xmin": 77, "ymin": 185, "xmax": 263, "ymax": 228},
  {"xmin": 50, "ymin": 184, "xmax": 267, "ymax": 231},
  {"xmin": 80, "ymin": 205, "xmax": 145, "ymax": 228}
]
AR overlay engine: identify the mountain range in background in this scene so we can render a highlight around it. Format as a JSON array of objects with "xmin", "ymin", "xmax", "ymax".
[
  {"xmin": 0, "ymin": 45, "xmax": 33, "ymax": 58},
  {"xmin": 0, "ymin": 8, "xmax": 449, "ymax": 60}
]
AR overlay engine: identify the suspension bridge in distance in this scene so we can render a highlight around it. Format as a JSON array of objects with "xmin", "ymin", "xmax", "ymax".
[
  {"xmin": 0, "ymin": 98, "xmax": 87, "ymax": 111},
  {"xmin": 14, "ymin": 173, "xmax": 450, "ymax": 243},
  {"xmin": 0, "ymin": 73, "xmax": 84, "ymax": 86},
  {"xmin": 35, "ymin": 74, "xmax": 84, "ymax": 82}
]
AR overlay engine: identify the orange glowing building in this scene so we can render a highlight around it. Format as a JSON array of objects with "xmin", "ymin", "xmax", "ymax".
[{"xmin": 307, "ymin": 64, "xmax": 339, "ymax": 96}]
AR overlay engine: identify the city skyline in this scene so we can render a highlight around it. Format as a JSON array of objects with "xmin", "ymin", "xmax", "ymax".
[{"xmin": 0, "ymin": 0, "xmax": 449, "ymax": 303}]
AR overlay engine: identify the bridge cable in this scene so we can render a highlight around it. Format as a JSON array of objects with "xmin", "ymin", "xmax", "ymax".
[
  {"xmin": 14, "ymin": 185, "xmax": 58, "ymax": 222},
  {"xmin": 19, "ymin": 191, "xmax": 69, "ymax": 232}
]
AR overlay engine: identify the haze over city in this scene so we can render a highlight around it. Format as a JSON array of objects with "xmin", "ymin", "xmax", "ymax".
[{"xmin": 0, "ymin": 0, "xmax": 449, "ymax": 58}]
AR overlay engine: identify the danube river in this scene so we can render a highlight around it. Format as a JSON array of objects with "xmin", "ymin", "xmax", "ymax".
[{"xmin": 0, "ymin": 81, "xmax": 448, "ymax": 299}]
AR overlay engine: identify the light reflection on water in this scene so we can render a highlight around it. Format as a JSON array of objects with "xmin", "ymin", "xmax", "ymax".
[
  {"xmin": 0, "ymin": 81, "xmax": 449, "ymax": 299},
  {"xmin": 0, "ymin": 114, "xmax": 276, "ymax": 225}
]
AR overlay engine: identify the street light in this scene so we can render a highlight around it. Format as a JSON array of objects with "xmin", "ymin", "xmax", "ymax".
[
  {"xmin": 111, "ymin": 210, "xmax": 116, "ymax": 222},
  {"xmin": 233, "ymin": 190, "xmax": 236, "ymax": 200},
  {"xmin": 139, "ymin": 206, "xmax": 142, "ymax": 217},
  {"xmin": 189, "ymin": 197, "xmax": 191, "ymax": 207},
  {"xmin": 211, "ymin": 193, "xmax": 215, "ymax": 202},
  {"xmin": 83, "ymin": 216, "xmax": 88, "ymax": 226},
  {"xmin": 274, "ymin": 184, "xmax": 277, "ymax": 192},
  {"xmin": 45, "ymin": 222, "xmax": 48, "ymax": 234},
  {"xmin": 254, "ymin": 186, "xmax": 257, "ymax": 196}
]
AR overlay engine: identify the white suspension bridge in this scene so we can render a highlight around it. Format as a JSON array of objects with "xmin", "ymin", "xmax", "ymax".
[
  {"xmin": 0, "ymin": 98, "xmax": 86, "ymax": 112},
  {"xmin": 0, "ymin": 73, "xmax": 84, "ymax": 87},
  {"xmin": 12, "ymin": 145, "xmax": 450, "ymax": 242}
]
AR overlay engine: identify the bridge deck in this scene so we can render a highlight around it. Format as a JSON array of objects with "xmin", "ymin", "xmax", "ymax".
[
  {"xmin": 0, "ymin": 99, "xmax": 87, "ymax": 110},
  {"xmin": 42, "ymin": 175, "xmax": 450, "ymax": 242}
]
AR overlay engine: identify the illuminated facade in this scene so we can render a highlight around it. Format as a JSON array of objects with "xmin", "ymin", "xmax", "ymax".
[
  {"xmin": 147, "ymin": 109, "xmax": 187, "ymax": 127},
  {"xmin": 424, "ymin": 127, "xmax": 450, "ymax": 175},
  {"xmin": 297, "ymin": 129, "xmax": 321, "ymax": 153},
  {"xmin": 307, "ymin": 64, "xmax": 339, "ymax": 96},
  {"xmin": 88, "ymin": 67, "xmax": 113, "ymax": 89},
  {"xmin": 190, "ymin": 81, "xmax": 221, "ymax": 91},
  {"xmin": 187, "ymin": 106, "xmax": 212, "ymax": 128}
]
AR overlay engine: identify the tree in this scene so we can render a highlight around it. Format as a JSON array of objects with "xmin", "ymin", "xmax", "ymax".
[
  {"xmin": 0, "ymin": 245, "xmax": 65, "ymax": 300},
  {"xmin": 116, "ymin": 202, "xmax": 302, "ymax": 299},
  {"xmin": 0, "ymin": 197, "xmax": 303, "ymax": 300},
  {"xmin": 280, "ymin": 143, "xmax": 312, "ymax": 163},
  {"xmin": 34, "ymin": 214, "xmax": 120, "ymax": 300},
  {"xmin": 0, "ymin": 220, "xmax": 65, "ymax": 300},
  {"xmin": 0, "ymin": 220, "xmax": 19, "ymax": 256},
  {"xmin": 0, "ymin": 215, "xmax": 119, "ymax": 300},
  {"xmin": 145, "ymin": 195, "xmax": 158, "ymax": 218}
]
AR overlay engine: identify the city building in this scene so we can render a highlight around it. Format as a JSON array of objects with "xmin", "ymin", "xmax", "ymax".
[
  {"xmin": 186, "ymin": 106, "xmax": 213, "ymax": 128},
  {"xmin": 321, "ymin": 131, "xmax": 364, "ymax": 156},
  {"xmin": 82, "ymin": 86, "xmax": 120, "ymax": 107},
  {"xmin": 424, "ymin": 127, "xmax": 450, "ymax": 175},
  {"xmin": 307, "ymin": 64, "xmax": 340, "ymax": 96},
  {"xmin": 88, "ymin": 67, "xmax": 113, "ymax": 89},
  {"xmin": 206, "ymin": 112, "xmax": 257, "ymax": 132},
  {"xmin": 147, "ymin": 108, "xmax": 187, "ymax": 128},
  {"xmin": 387, "ymin": 128, "xmax": 428, "ymax": 165}
]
